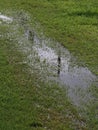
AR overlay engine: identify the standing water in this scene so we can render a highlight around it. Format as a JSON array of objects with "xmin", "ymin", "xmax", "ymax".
[
  {"xmin": 1, "ymin": 12, "xmax": 98, "ymax": 107},
  {"xmin": 0, "ymin": 13, "xmax": 13, "ymax": 23},
  {"xmin": 25, "ymin": 32, "xmax": 97, "ymax": 106}
]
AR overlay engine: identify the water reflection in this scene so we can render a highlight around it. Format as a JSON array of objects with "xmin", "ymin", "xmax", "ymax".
[
  {"xmin": 0, "ymin": 13, "xmax": 13, "ymax": 23},
  {"xmin": 57, "ymin": 53, "xmax": 61, "ymax": 76},
  {"xmin": 24, "ymin": 31, "xmax": 97, "ymax": 106},
  {"xmin": 26, "ymin": 33, "xmax": 97, "ymax": 88},
  {"xmin": 5, "ymin": 12, "xmax": 97, "ymax": 107},
  {"xmin": 28, "ymin": 30, "xmax": 34, "ymax": 41}
]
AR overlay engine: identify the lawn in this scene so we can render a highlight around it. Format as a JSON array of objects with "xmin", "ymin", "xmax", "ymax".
[{"xmin": 0, "ymin": 0, "xmax": 98, "ymax": 129}]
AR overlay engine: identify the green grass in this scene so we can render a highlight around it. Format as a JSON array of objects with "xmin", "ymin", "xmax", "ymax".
[
  {"xmin": 0, "ymin": 38, "xmax": 86, "ymax": 130},
  {"xmin": 0, "ymin": 0, "xmax": 98, "ymax": 74},
  {"xmin": 0, "ymin": 0, "xmax": 98, "ymax": 129},
  {"xmin": 80, "ymin": 86, "xmax": 98, "ymax": 130}
]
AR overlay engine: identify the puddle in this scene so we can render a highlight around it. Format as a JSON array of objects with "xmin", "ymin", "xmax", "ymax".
[
  {"xmin": 25, "ymin": 33, "xmax": 97, "ymax": 106},
  {"xmin": 1, "ymin": 11, "xmax": 98, "ymax": 107},
  {"xmin": 33, "ymin": 38, "xmax": 96, "ymax": 88},
  {"xmin": 0, "ymin": 13, "xmax": 13, "ymax": 23}
]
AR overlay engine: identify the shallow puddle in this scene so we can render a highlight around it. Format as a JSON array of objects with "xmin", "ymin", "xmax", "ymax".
[
  {"xmin": 25, "ymin": 32, "xmax": 97, "ymax": 106},
  {"xmin": 32, "ymin": 36, "xmax": 96, "ymax": 88},
  {"xmin": 1, "ymin": 12, "xmax": 98, "ymax": 107}
]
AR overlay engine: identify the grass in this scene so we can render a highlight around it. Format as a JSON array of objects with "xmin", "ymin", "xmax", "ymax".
[
  {"xmin": 0, "ymin": 37, "xmax": 86, "ymax": 130},
  {"xmin": 18, "ymin": 0, "xmax": 98, "ymax": 74},
  {"xmin": 0, "ymin": 0, "xmax": 98, "ymax": 129},
  {"xmin": 0, "ymin": 0, "xmax": 98, "ymax": 74},
  {"xmin": 80, "ymin": 86, "xmax": 98, "ymax": 130}
]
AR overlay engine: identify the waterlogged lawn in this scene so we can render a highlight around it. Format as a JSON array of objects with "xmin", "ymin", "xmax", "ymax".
[
  {"xmin": 0, "ymin": 0, "xmax": 98, "ymax": 130},
  {"xmin": 0, "ymin": 38, "xmax": 86, "ymax": 130},
  {"xmin": 0, "ymin": 0, "xmax": 97, "ymax": 74}
]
